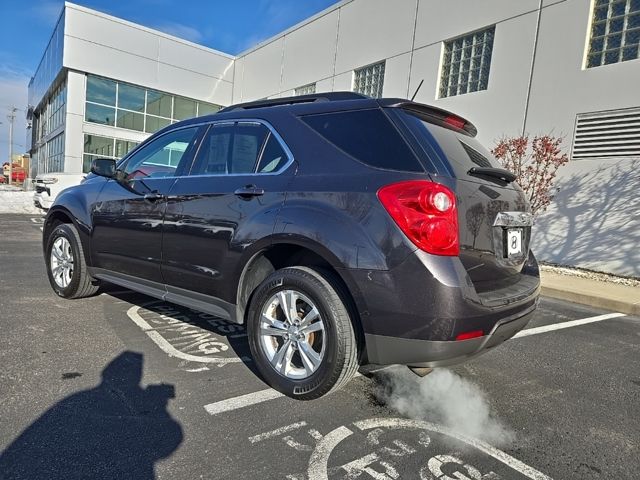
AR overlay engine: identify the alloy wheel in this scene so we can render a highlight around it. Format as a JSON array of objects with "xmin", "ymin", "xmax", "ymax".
[
  {"xmin": 50, "ymin": 237, "xmax": 74, "ymax": 289},
  {"xmin": 259, "ymin": 289, "xmax": 326, "ymax": 380}
]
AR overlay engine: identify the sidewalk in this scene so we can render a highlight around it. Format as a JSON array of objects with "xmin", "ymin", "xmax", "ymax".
[{"xmin": 541, "ymin": 270, "xmax": 640, "ymax": 316}]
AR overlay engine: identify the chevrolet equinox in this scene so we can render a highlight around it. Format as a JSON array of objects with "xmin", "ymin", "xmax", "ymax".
[{"xmin": 43, "ymin": 93, "xmax": 540, "ymax": 399}]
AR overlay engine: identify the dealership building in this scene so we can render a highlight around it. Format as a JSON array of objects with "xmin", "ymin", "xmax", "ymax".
[{"xmin": 27, "ymin": 0, "xmax": 639, "ymax": 276}]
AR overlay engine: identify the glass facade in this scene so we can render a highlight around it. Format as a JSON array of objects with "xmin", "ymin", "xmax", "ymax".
[
  {"xmin": 28, "ymin": 11, "xmax": 64, "ymax": 110},
  {"xmin": 439, "ymin": 26, "xmax": 495, "ymax": 98},
  {"xmin": 83, "ymin": 134, "xmax": 140, "ymax": 173},
  {"xmin": 32, "ymin": 81, "xmax": 67, "ymax": 144},
  {"xmin": 35, "ymin": 133, "xmax": 66, "ymax": 174},
  {"xmin": 587, "ymin": 0, "xmax": 640, "ymax": 67},
  {"xmin": 84, "ymin": 74, "xmax": 221, "ymax": 134},
  {"xmin": 353, "ymin": 62, "xmax": 385, "ymax": 98},
  {"xmin": 31, "ymin": 78, "xmax": 67, "ymax": 175}
]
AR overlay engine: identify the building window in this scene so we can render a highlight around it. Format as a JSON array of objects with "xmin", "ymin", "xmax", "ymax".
[
  {"xmin": 85, "ymin": 103, "xmax": 115, "ymax": 126},
  {"xmin": 353, "ymin": 61, "xmax": 385, "ymax": 98},
  {"xmin": 33, "ymin": 79, "xmax": 67, "ymax": 146},
  {"xmin": 83, "ymin": 134, "xmax": 139, "ymax": 173},
  {"xmin": 587, "ymin": 0, "xmax": 640, "ymax": 67},
  {"xmin": 439, "ymin": 26, "xmax": 495, "ymax": 98},
  {"xmin": 32, "ymin": 78, "xmax": 67, "ymax": 175},
  {"xmin": 86, "ymin": 76, "xmax": 116, "ymax": 105},
  {"xmin": 46, "ymin": 133, "xmax": 65, "ymax": 173},
  {"xmin": 571, "ymin": 107, "xmax": 640, "ymax": 159},
  {"xmin": 84, "ymin": 74, "xmax": 221, "ymax": 134},
  {"xmin": 47, "ymin": 82, "xmax": 66, "ymax": 136},
  {"xmin": 295, "ymin": 83, "xmax": 316, "ymax": 96}
]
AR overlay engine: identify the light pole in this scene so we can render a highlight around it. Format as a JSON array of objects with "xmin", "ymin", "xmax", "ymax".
[{"xmin": 7, "ymin": 107, "xmax": 17, "ymax": 186}]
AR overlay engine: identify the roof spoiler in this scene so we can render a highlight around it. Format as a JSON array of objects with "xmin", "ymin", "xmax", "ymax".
[
  {"xmin": 384, "ymin": 100, "xmax": 478, "ymax": 137},
  {"xmin": 219, "ymin": 92, "xmax": 369, "ymax": 113}
]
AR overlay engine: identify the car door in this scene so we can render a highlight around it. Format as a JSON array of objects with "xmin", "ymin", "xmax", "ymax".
[
  {"xmin": 90, "ymin": 125, "xmax": 203, "ymax": 285},
  {"xmin": 161, "ymin": 120, "xmax": 295, "ymax": 317}
]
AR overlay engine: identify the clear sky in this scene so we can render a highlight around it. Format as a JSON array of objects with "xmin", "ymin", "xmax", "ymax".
[{"xmin": 0, "ymin": 0, "xmax": 339, "ymax": 163}]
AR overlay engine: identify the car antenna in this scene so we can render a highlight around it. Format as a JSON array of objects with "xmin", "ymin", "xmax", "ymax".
[{"xmin": 411, "ymin": 79, "xmax": 424, "ymax": 101}]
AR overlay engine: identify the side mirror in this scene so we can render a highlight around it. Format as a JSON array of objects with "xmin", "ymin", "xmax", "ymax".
[{"xmin": 90, "ymin": 158, "xmax": 117, "ymax": 178}]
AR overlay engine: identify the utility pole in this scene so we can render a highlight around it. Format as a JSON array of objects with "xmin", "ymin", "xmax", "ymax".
[
  {"xmin": 7, "ymin": 107, "xmax": 17, "ymax": 186},
  {"xmin": 0, "ymin": 120, "xmax": 2, "ymax": 183}
]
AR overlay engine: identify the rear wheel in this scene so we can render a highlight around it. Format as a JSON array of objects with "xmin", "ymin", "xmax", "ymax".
[
  {"xmin": 45, "ymin": 223, "xmax": 99, "ymax": 299},
  {"xmin": 247, "ymin": 266, "xmax": 359, "ymax": 400}
]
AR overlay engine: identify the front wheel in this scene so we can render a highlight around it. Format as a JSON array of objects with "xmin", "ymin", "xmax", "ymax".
[
  {"xmin": 45, "ymin": 223, "xmax": 99, "ymax": 299},
  {"xmin": 247, "ymin": 266, "xmax": 359, "ymax": 400}
]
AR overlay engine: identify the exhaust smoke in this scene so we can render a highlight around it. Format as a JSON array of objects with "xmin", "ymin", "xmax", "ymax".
[{"xmin": 375, "ymin": 367, "xmax": 515, "ymax": 446}]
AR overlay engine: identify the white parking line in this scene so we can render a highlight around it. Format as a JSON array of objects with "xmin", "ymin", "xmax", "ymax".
[
  {"xmin": 204, "ymin": 388, "xmax": 285, "ymax": 415},
  {"xmin": 513, "ymin": 312, "xmax": 626, "ymax": 338},
  {"xmin": 248, "ymin": 421, "xmax": 307, "ymax": 443},
  {"xmin": 203, "ymin": 311, "xmax": 628, "ymax": 416}
]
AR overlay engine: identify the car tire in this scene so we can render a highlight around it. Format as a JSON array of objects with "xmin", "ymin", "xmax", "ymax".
[
  {"xmin": 247, "ymin": 266, "xmax": 359, "ymax": 400},
  {"xmin": 45, "ymin": 223, "xmax": 99, "ymax": 299}
]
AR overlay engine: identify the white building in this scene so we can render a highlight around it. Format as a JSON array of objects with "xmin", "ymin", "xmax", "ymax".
[
  {"xmin": 28, "ymin": 0, "xmax": 640, "ymax": 276},
  {"xmin": 28, "ymin": 2, "xmax": 234, "ymax": 176}
]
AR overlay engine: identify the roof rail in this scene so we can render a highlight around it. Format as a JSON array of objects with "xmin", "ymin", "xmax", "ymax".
[{"xmin": 218, "ymin": 92, "xmax": 369, "ymax": 113}]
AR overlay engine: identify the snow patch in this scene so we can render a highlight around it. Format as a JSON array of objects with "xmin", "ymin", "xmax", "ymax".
[{"xmin": 0, "ymin": 188, "xmax": 42, "ymax": 214}]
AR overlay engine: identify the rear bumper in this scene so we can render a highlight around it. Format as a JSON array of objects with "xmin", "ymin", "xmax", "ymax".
[
  {"xmin": 341, "ymin": 248, "xmax": 540, "ymax": 366},
  {"xmin": 364, "ymin": 303, "xmax": 534, "ymax": 366}
]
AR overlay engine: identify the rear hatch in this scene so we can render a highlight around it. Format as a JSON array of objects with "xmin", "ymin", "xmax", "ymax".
[{"xmin": 391, "ymin": 107, "xmax": 537, "ymax": 303}]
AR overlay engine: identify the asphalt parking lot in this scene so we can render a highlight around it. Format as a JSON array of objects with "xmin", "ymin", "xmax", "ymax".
[{"xmin": 0, "ymin": 213, "xmax": 638, "ymax": 480}]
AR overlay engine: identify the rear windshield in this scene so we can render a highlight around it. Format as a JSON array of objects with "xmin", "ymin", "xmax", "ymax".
[
  {"xmin": 301, "ymin": 109, "xmax": 424, "ymax": 172},
  {"xmin": 396, "ymin": 110, "xmax": 503, "ymax": 179}
]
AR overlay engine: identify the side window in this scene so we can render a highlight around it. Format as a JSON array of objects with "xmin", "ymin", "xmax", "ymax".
[
  {"xmin": 231, "ymin": 123, "xmax": 269, "ymax": 173},
  {"xmin": 301, "ymin": 109, "xmax": 423, "ymax": 172},
  {"xmin": 190, "ymin": 122, "xmax": 270, "ymax": 176},
  {"xmin": 256, "ymin": 134, "xmax": 288, "ymax": 173},
  {"xmin": 123, "ymin": 127, "xmax": 199, "ymax": 179},
  {"xmin": 191, "ymin": 124, "xmax": 233, "ymax": 175}
]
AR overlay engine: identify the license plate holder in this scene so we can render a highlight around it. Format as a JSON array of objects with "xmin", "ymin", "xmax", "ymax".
[{"xmin": 506, "ymin": 229, "xmax": 523, "ymax": 257}]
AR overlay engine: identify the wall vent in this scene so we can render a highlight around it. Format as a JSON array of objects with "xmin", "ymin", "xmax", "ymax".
[{"xmin": 572, "ymin": 107, "xmax": 640, "ymax": 160}]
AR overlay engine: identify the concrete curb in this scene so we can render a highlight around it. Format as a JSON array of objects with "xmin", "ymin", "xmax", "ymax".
[
  {"xmin": 541, "ymin": 285, "xmax": 640, "ymax": 316},
  {"xmin": 541, "ymin": 269, "xmax": 640, "ymax": 316}
]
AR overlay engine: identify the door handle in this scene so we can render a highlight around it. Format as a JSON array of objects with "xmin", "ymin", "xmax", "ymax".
[
  {"xmin": 234, "ymin": 185, "xmax": 265, "ymax": 198},
  {"xmin": 144, "ymin": 191, "xmax": 166, "ymax": 201}
]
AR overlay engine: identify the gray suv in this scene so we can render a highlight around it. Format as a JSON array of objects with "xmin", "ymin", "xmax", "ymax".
[{"xmin": 43, "ymin": 93, "xmax": 540, "ymax": 399}]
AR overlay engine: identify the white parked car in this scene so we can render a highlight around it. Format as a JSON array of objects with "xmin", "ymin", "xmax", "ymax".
[{"xmin": 33, "ymin": 173, "xmax": 85, "ymax": 210}]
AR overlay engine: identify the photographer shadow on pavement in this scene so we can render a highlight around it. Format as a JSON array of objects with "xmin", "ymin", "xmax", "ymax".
[{"xmin": 0, "ymin": 351, "xmax": 182, "ymax": 480}]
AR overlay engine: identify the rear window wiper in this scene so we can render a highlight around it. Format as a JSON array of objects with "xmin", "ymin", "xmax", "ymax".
[{"xmin": 467, "ymin": 167, "xmax": 516, "ymax": 183}]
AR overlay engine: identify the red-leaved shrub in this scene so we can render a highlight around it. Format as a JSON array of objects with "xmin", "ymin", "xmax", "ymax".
[{"xmin": 492, "ymin": 135, "xmax": 569, "ymax": 216}]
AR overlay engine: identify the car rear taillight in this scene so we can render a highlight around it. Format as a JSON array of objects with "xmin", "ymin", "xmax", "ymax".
[
  {"xmin": 377, "ymin": 180, "xmax": 459, "ymax": 256},
  {"xmin": 444, "ymin": 115, "xmax": 466, "ymax": 130}
]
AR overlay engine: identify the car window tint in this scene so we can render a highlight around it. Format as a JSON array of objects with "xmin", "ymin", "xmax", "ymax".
[
  {"xmin": 190, "ymin": 122, "xmax": 269, "ymax": 176},
  {"xmin": 191, "ymin": 124, "xmax": 233, "ymax": 175},
  {"xmin": 301, "ymin": 109, "xmax": 423, "ymax": 172},
  {"xmin": 123, "ymin": 127, "xmax": 199, "ymax": 179},
  {"xmin": 256, "ymin": 133, "xmax": 289, "ymax": 173},
  {"xmin": 396, "ymin": 110, "xmax": 502, "ymax": 179},
  {"xmin": 232, "ymin": 123, "xmax": 269, "ymax": 173}
]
